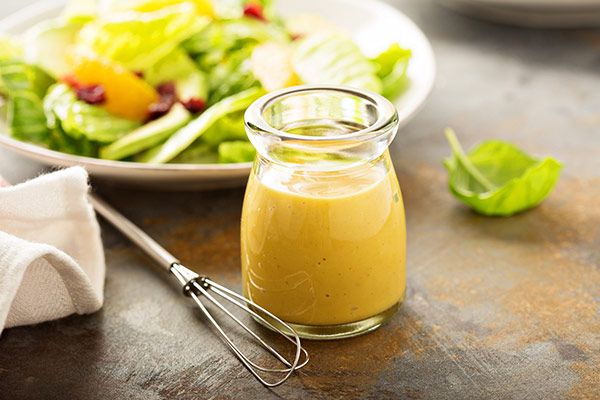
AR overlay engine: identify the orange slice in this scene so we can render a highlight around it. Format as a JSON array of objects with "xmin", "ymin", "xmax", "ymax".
[{"xmin": 68, "ymin": 48, "xmax": 159, "ymax": 121}]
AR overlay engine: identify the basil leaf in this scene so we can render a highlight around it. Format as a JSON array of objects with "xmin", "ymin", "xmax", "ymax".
[{"xmin": 443, "ymin": 128, "xmax": 563, "ymax": 216}]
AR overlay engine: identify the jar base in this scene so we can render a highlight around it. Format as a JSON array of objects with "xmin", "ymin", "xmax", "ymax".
[{"xmin": 253, "ymin": 296, "xmax": 404, "ymax": 340}]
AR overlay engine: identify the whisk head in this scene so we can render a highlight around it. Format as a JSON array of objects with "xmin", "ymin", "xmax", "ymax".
[{"xmin": 170, "ymin": 262, "xmax": 309, "ymax": 387}]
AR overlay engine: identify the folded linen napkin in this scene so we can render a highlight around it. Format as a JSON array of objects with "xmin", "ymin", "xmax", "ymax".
[{"xmin": 0, "ymin": 167, "xmax": 105, "ymax": 334}]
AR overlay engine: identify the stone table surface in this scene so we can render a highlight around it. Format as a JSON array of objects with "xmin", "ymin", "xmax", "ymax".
[{"xmin": 1, "ymin": 1, "xmax": 599, "ymax": 399}]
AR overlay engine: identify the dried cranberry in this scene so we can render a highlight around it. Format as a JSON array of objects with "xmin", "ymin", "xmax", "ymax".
[
  {"xmin": 147, "ymin": 81, "xmax": 177, "ymax": 120},
  {"xmin": 181, "ymin": 97, "xmax": 206, "ymax": 113},
  {"xmin": 243, "ymin": 2, "xmax": 266, "ymax": 21},
  {"xmin": 157, "ymin": 82, "xmax": 176, "ymax": 99},
  {"xmin": 76, "ymin": 85, "xmax": 106, "ymax": 104},
  {"xmin": 148, "ymin": 101, "xmax": 173, "ymax": 120}
]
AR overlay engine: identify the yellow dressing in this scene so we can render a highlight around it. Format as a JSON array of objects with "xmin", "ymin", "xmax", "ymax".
[{"xmin": 241, "ymin": 153, "xmax": 406, "ymax": 326}]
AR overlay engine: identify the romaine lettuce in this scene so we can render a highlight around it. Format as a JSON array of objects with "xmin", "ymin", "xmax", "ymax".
[
  {"xmin": 44, "ymin": 83, "xmax": 140, "ymax": 143},
  {"xmin": 183, "ymin": 18, "xmax": 289, "ymax": 58},
  {"xmin": 206, "ymin": 46, "xmax": 258, "ymax": 105},
  {"xmin": 0, "ymin": 36, "xmax": 21, "ymax": 60},
  {"xmin": 169, "ymin": 141, "xmax": 218, "ymax": 163},
  {"xmin": 291, "ymin": 33, "xmax": 382, "ymax": 93},
  {"xmin": 218, "ymin": 140, "xmax": 255, "ymax": 163},
  {"xmin": 183, "ymin": 19, "xmax": 289, "ymax": 104},
  {"xmin": 144, "ymin": 47, "xmax": 208, "ymax": 102},
  {"xmin": 0, "ymin": 58, "xmax": 54, "ymax": 142},
  {"xmin": 200, "ymin": 110, "xmax": 247, "ymax": 147},
  {"xmin": 100, "ymin": 102, "xmax": 190, "ymax": 160},
  {"xmin": 140, "ymin": 87, "xmax": 263, "ymax": 163},
  {"xmin": 48, "ymin": 122, "xmax": 99, "ymax": 157},
  {"xmin": 372, "ymin": 43, "xmax": 411, "ymax": 100},
  {"xmin": 23, "ymin": 19, "xmax": 82, "ymax": 78},
  {"xmin": 76, "ymin": 3, "xmax": 208, "ymax": 71}
]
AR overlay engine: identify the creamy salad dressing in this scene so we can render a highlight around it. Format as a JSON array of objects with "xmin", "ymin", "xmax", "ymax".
[{"xmin": 241, "ymin": 152, "xmax": 406, "ymax": 325}]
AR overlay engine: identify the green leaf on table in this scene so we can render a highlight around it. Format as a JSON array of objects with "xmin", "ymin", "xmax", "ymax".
[
  {"xmin": 44, "ymin": 83, "xmax": 140, "ymax": 144},
  {"xmin": 76, "ymin": 3, "xmax": 208, "ymax": 71},
  {"xmin": 291, "ymin": 33, "xmax": 382, "ymax": 94},
  {"xmin": 371, "ymin": 43, "xmax": 411, "ymax": 99},
  {"xmin": 443, "ymin": 128, "xmax": 563, "ymax": 216}
]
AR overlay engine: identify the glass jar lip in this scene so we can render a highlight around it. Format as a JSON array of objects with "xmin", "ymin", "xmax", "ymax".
[{"xmin": 244, "ymin": 84, "xmax": 399, "ymax": 142}]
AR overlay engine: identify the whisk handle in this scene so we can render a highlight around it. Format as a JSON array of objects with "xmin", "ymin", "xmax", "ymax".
[{"xmin": 88, "ymin": 193, "xmax": 178, "ymax": 270}]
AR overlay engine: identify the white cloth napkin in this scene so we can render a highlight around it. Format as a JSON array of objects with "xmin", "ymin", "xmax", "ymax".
[{"xmin": 0, "ymin": 167, "xmax": 105, "ymax": 334}]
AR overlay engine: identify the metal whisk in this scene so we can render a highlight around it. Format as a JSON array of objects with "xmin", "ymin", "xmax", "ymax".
[{"xmin": 88, "ymin": 193, "xmax": 309, "ymax": 387}]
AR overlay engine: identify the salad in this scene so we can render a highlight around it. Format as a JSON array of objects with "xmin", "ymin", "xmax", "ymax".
[{"xmin": 0, "ymin": 0, "xmax": 412, "ymax": 164}]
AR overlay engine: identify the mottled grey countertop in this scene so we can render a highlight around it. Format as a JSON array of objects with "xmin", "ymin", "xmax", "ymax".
[{"xmin": 1, "ymin": 1, "xmax": 599, "ymax": 399}]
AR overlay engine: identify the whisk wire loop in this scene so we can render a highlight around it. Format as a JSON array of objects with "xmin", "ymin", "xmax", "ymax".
[{"xmin": 172, "ymin": 259, "xmax": 309, "ymax": 385}]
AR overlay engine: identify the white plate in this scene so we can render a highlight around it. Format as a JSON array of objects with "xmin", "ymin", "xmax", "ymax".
[
  {"xmin": 0, "ymin": 0, "xmax": 435, "ymax": 190},
  {"xmin": 438, "ymin": 0, "xmax": 600, "ymax": 27}
]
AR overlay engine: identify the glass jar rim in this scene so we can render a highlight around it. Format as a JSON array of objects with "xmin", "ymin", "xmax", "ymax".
[{"xmin": 244, "ymin": 85, "xmax": 398, "ymax": 143}]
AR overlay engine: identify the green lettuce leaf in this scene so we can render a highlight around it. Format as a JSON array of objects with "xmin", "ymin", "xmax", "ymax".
[
  {"xmin": 291, "ymin": 33, "xmax": 382, "ymax": 93},
  {"xmin": 0, "ymin": 60, "xmax": 54, "ymax": 98},
  {"xmin": 183, "ymin": 18, "xmax": 289, "ymax": 58},
  {"xmin": 169, "ymin": 141, "xmax": 218, "ymax": 163},
  {"xmin": 44, "ymin": 83, "xmax": 140, "ymax": 143},
  {"xmin": 100, "ymin": 102, "xmax": 190, "ymax": 160},
  {"xmin": 0, "ymin": 58, "xmax": 54, "ymax": 142},
  {"xmin": 61, "ymin": 0, "xmax": 97, "ymax": 25},
  {"xmin": 443, "ymin": 128, "xmax": 563, "ymax": 216},
  {"xmin": 372, "ymin": 43, "xmax": 411, "ymax": 99},
  {"xmin": 200, "ymin": 110, "xmax": 247, "ymax": 147},
  {"xmin": 218, "ymin": 140, "xmax": 255, "ymax": 163},
  {"xmin": 23, "ymin": 19, "xmax": 82, "ymax": 78},
  {"xmin": 144, "ymin": 47, "xmax": 208, "ymax": 102},
  {"xmin": 213, "ymin": 0, "xmax": 277, "ymax": 20},
  {"xmin": 206, "ymin": 45, "xmax": 259, "ymax": 105},
  {"xmin": 6, "ymin": 91, "xmax": 49, "ymax": 143},
  {"xmin": 0, "ymin": 36, "xmax": 22, "ymax": 60},
  {"xmin": 140, "ymin": 87, "xmax": 263, "ymax": 163},
  {"xmin": 183, "ymin": 19, "xmax": 288, "ymax": 104},
  {"xmin": 76, "ymin": 3, "xmax": 208, "ymax": 71},
  {"xmin": 48, "ymin": 122, "xmax": 99, "ymax": 157}
]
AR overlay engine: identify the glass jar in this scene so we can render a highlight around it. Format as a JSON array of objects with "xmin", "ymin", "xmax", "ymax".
[{"xmin": 241, "ymin": 85, "xmax": 406, "ymax": 340}]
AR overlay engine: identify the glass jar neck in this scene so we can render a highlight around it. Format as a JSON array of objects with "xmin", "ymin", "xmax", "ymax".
[{"xmin": 244, "ymin": 85, "xmax": 399, "ymax": 171}]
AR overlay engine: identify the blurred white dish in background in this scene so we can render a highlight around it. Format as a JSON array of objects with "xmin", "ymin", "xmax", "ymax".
[{"xmin": 437, "ymin": 0, "xmax": 600, "ymax": 27}]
